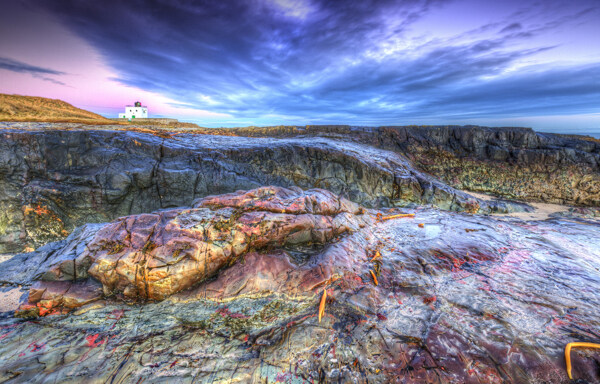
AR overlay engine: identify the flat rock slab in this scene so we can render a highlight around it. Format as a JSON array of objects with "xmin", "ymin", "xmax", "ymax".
[{"xmin": 1, "ymin": 187, "xmax": 599, "ymax": 383}]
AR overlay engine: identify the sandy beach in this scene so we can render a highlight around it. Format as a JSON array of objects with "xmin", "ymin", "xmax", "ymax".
[
  {"xmin": 466, "ymin": 191, "xmax": 570, "ymax": 220},
  {"xmin": 0, "ymin": 286, "xmax": 25, "ymax": 313},
  {"xmin": 0, "ymin": 254, "xmax": 14, "ymax": 263},
  {"xmin": 0, "ymin": 255, "xmax": 22, "ymax": 313}
]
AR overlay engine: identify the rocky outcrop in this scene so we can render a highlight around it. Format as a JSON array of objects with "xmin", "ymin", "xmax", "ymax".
[
  {"xmin": 1, "ymin": 123, "xmax": 597, "ymax": 255},
  {"xmin": 0, "ymin": 124, "xmax": 524, "ymax": 253},
  {"xmin": 2, "ymin": 119, "xmax": 599, "ymax": 383},
  {"xmin": 2, "ymin": 186, "xmax": 600, "ymax": 383},
  {"xmin": 197, "ymin": 124, "xmax": 600, "ymax": 206},
  {"xmin": 12, "ymin": 187, "xmax": 364, "ymax": 314}
]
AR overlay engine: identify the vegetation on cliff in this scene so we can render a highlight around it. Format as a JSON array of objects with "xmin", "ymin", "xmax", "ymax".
[{"xmin": 0, "ymin": 94, "xmax": 113, "ymax": 124}]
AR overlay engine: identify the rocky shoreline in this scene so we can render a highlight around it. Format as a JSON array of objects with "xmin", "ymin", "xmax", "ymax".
[
  {"xmin": 0, "ymin": 123, "xmax": 553, "ymax": 253},
  {"xmin": 2, "ymin": 123, "xmax": 599, "ymax": 254},
  {"xmin": 190, "ymin": 124, "xmax": 600, "ymax": 205},
  {"xmin": 1, "ymin": 123, "xmax": 599, "ymax": 383},
  {"xmin": 0, "ymin": 186, "xmax": 599, "ymax": 383}
]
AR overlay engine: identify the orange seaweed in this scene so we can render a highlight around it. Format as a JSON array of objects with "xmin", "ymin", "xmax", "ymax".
[
  {"xmin": 318, "ymin": 289, "xmax": 327, "ymax": 323},
  {"xmin": 369, "ymin": 270, "xmax": 378, "ymax": 286},
  {"xmin": 381, "ymin": 213, "xmax": 415, "ymax": 221},
  {"xmin": 565, "ymin": 342, "xmax": 600, "ymax": 379}
]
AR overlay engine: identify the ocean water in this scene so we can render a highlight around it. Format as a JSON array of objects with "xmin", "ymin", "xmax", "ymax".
[
  {"xmin": 534, "ymin": 129, "xmax": 600, "ymax": 139},
  {"xmin": 577, "ymin": 130, "xmax": 600, "ymax": 139}
]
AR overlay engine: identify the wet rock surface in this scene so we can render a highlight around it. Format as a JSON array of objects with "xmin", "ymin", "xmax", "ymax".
[
  {"xmin": 1, "ymin": 186, "xmax": 600, "ymax": 383},
  {"xmin": 198, "ymin": 124, "xmax": 600, "ymax": 206},
  {"xmin": 17, "ymin": 187, "xmax": 360, "ymax": 306},
  {"xmin": 0, "ymin": 123, "xmax": 533, "ymax": 253}
]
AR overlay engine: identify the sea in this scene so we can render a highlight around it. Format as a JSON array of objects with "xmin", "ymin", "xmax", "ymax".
[{"xmin": 534, "ymin": 129, "xmax": 600, "ymax": 139}]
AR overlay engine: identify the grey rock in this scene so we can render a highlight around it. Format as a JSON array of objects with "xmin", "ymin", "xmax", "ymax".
[{"xmin": 0, "ymin": 124, "xmax": 528, "ymax": 252}]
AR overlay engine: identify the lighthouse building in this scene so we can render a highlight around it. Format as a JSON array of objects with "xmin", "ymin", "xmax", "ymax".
[{"xmin": 119, "ymin": 101, "xmax": 148, "ymax": 119}]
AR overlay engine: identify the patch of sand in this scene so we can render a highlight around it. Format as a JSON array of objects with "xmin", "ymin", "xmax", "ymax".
[
  {"xmin": 0, "ymin": 255, "xmax": 22, "ymax": 312},
  {"xmin": 504, "ymin": 202, "xmax": 569, "ymax": 221},
  {"xmin": 465, "ymin": 191, "xmax": 569, "ymax": 221},
  {"xmin": 0, "ymin": 287, "xmax": 25, "ymax": 313},
  {"xmin": 466, "ymin": 191, "xmax": 494, "ymax": 201}
]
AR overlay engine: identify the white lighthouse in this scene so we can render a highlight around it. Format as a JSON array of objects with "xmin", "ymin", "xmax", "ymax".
[{"xmin": 119, "ymin": 101, "xmax": 148, "ymax": 119}]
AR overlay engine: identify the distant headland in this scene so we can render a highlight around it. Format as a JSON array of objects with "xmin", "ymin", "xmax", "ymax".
[{"xmin": 0, "ymin": 94, "xmax": 198, "ymax": 128}]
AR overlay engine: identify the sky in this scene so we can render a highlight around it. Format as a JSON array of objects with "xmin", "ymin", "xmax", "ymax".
[{"xmin": 0, "ymin": 0, "xmax": 599, "ymax": 132}]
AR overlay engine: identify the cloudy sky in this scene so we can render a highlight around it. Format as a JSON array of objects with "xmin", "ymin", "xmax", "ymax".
[{"xmin": 1, "ymin": 0, "xmax": 599, "ymax": 131}]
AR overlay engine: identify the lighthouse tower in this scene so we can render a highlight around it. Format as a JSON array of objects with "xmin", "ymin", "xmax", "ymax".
[{"xmin": 119, "ymin": 101, "xmax": 148, "ymax": 119}]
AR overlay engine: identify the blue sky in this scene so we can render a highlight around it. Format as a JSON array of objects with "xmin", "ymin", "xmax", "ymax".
[{"xmin": 1, "ymin": 0, "xmax": 599, "ymax": 132}]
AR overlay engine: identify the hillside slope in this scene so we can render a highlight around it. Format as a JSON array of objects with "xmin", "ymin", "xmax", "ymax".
[{"xmin": 0, "ymin": 94, "xmax": 112, "ymax": 124}]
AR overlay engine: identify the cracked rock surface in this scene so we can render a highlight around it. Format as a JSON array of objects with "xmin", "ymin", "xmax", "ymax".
[
  {"xmin": 10, "ymin": 187, "xmax": 361, "ymax": 309},
  {"xmin": 199, "ymin": 124, "xmax": 600, "ymax": 206},
  {"xmin": 1, "ymin": 186, "xmax": 600, "ymax": 383},
  {"xmin": 0, "ymin": 123, "xmax": 535, "ymax": 253}
]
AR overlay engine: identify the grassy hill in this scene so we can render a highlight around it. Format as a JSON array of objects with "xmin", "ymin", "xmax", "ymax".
[{"xmin": 0, "ymin": 94, "xmax": 114, "ymax": 124}]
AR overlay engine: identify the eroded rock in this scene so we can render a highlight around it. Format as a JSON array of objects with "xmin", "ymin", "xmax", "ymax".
[
  {"xmin": 16, "ymin": 187, "xmax": 364, "ymax": 309},
  {"xmin": 2, "ymin": 187, "xmax": 600, "ymax": 383},
  {"xmin": 196, "ymin": 124, "xmax": 600, "ymax": 206},
  {"xmin": 1, "ymin": 122, "xmax": 599, "ymax": 384},
  {"xmin": 0, "ymin": 123, "xmax": 533, "ymax": 253}
]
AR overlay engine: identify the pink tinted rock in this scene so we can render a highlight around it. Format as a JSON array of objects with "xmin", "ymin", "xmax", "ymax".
[
  {"xmin": 178, "ymin": 250, "xmax": 334, "ymax": 301},
  {"xmin": 61, "ymin": 280, "xmax": 103, "ymax": 309},
  {"xmin": 77, "ymin": 187, "xmax": 359, "ymax": 301},
  {"xmin": 196, "ymin": 186, "xmax": 360, "ymax": 216}
]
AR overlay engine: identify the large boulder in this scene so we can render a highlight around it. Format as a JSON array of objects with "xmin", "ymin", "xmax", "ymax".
[{"xmin": 14, "ymin": 187, "xmax": 365, "ymax": 312}]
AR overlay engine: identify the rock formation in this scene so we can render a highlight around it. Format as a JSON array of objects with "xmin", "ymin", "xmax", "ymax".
[
  {"xmin": 1, "ymin": 122, "xmax": 600, "ymax": 383},
  {"xmin": 13, "ymin": 187, "xmax": 362, "ymax": 315},
  {"xmin": 196, "ymin": 124, "xmax": 600, "ymax": 206},
  {"xmin": 1, "ymin": 186, "xmax": 600, "ymax": 383},
  {"xmin": 0, "ymin": 123, "xmax": 530, "ymax": 253}
]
